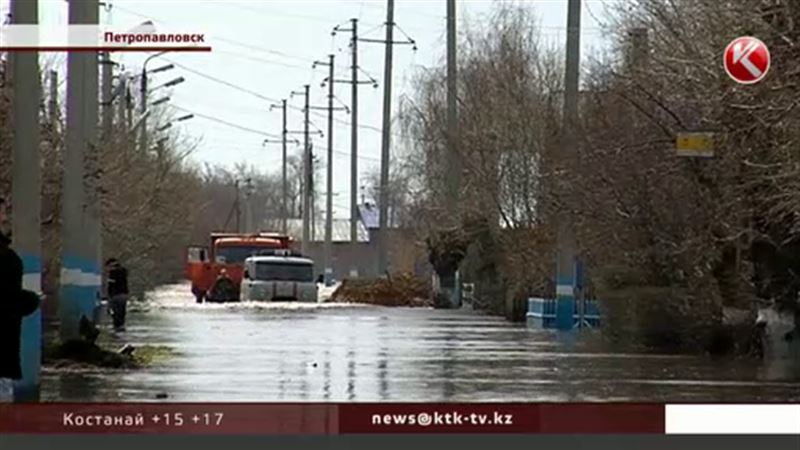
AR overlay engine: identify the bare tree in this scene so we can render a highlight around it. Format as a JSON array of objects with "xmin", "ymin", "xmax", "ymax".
[{"xmin": 400, "ymin": 4, "xmax": 561, "ymax": 316}]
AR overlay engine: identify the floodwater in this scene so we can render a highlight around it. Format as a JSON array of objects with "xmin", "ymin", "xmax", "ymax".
[{"xmin": 42, "ymin": 283, "xmax": 800, "ymax": 402}]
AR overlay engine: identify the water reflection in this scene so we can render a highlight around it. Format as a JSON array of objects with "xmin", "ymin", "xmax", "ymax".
[
  {"xmin": 58, "ymin": 373, "xmax": 100, "ymax": 401},
  {"xmin": 277, "ymin": 349, "xmax": 286, "ymax": 401},
  {"xmin": 346, "ymin": 349, "xmax": 356, "ymax": 402},
  {"xmin": 41, "ymin": 283, "xmax": 800, "ymax": 402},
  {"xmin": 440, "ymin": 324, "xmax": 457, "ymax": 400},
  {"xmin": 322, "ymin": 349, "xmax": 331, "ymax": 401}
]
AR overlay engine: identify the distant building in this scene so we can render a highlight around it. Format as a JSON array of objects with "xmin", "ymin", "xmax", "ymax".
[
  {"xmin": 283, "ymin": 217, "xmax": 370, "ymax": 243},
  {"xmin": 262, "ymin": 202, "xmax": 428, "ymax": 280},
  {"xmin": 357, "ymin": 201, "xmax": 400, "ymax": 232}
]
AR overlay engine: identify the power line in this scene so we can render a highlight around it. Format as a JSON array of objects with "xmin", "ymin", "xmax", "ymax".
[
  {"xmin": 212, "ymin": 49, "xmax": 312, "ymax": 71},
  {"xmin": 170, "ymin": 93, "xmax": 272, "ymax": 115},
  {"xmin": 114, "ymin": 5, "xmax": 318, "ymax": 64},
  {"xmin": 116, "ymin": 6, "xmax": 402, "ymax": 127},
  {"xmin": 309, "ymin": 109, "xmax": 389, "ymax": 135},
  {"xmin": 357, "ymin": 2, "xmax": 445, "ymax": 20},
  {"xmin": 357, "ymin": 65, "xmax": 379, "ymax": 84},
  {"xmin": 228, "ymin": 2, "xmax": 385, "ymax": 29},
  {"xmin": 306, "ymin": 118, "xmax": 326, "ymax": 136},
  {"xmin": 333, "ymin": 148, "xmax": 380, "ymax": 162},
  {"xmin": 163, "ymin": 59, "xmax": 284, "ymax": 104},
  {"xmin": 170, "ymin": 104, "xmax": 281, "ymax": 138},
  {"xmin": 332, "ymin": 94, "xmax": 350, "ymax": 112},
  {"xmin": 358, "ymin": 21, "xmax": 385, "ymax": 38},
  {"xmin": 113, "ymin": 5, "xmax": 405, "ymax": 142},
  {"xmin": 196, "ymin": 136, "xmax": 381, "ymax": 162},
  {"xmin": 163, "ymin": 60, "xmax": 397, "ymax": 138},
  {"xmin": 394, "ymin": 22, "xmax": 417, "ymax": 45}
]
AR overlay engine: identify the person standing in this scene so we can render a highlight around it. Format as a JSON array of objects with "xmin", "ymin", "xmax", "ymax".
[
  {"xmin": 0, "ymin": 196, "xmax": 40, "ymax": 403},
  {"xmin": 105, "ymin": 258, "xmax": 129, "ymax": 332}
]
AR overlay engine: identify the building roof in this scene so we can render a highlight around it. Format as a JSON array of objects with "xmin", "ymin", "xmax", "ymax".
[{"xmin": 357, "ymin": 202, "xmax": 400, "ymax": 230}]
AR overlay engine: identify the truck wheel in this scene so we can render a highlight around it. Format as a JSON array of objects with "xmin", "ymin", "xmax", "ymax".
[{"xmin": 209, "ymin": 278, "xmax": 237, "ymax": 302}]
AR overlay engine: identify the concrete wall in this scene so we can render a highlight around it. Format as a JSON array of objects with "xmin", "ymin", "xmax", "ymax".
[
  {"xmin": 304, "ymin": 229, "xmax": 431, "ymax": 280},
  {"xmin": 384, "ymin": 229, "xmax": 431, "ymax": 278},
  {"xmin": 304, "ymin": 241, "xmax": 378, "ymax": 280}
]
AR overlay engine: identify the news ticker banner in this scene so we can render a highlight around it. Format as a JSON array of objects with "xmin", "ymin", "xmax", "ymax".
[
  {"xmin": 0, "ymin": 404, "xmax": 798, "ymax": 434},
  {"xmin": 0, "ymin": 23, "xmax": 212, "ymax": 51}
]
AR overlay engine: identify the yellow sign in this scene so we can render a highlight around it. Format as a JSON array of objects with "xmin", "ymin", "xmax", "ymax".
[{"xmin": 676, "ymin": 132, "xmax": 715, "ymax": 157}]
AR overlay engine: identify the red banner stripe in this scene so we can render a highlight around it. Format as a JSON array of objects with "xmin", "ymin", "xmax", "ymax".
[{"xmin": 0, "ymin": 403, "xmax": 668, "ymax": 434}]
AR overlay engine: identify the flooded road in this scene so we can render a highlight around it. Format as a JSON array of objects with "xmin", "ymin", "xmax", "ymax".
[{"xmin": 43, "ymin": 283, "xmax": 800, "ymax": 402}]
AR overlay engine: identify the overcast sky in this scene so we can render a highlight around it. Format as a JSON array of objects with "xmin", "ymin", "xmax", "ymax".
[{"xmin": 3, "ymin": 0, "xmax": 616, "ymax": 218}]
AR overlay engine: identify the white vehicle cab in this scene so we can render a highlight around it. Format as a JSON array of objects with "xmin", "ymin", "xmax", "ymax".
[{"xmin": 241, "ymin": 254, "xmax": 318, "ymax": 302}]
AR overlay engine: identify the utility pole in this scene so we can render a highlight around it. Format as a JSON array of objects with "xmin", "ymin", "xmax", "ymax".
[
  {"xmin": 333, "ymin": 19, "xmax": 379, "ymax": 245},
  {"xmin": 280, "ymin": 101, "xmax": 287, "ymax": 235},
  {"xmin": 117, "ymin": 72, "xmax": 128, "ymax": 132},
  {"xmin": 10, "ymin": 0, "xmax": 42, "ymax": 402},
  {"xmin": 291, "ymin": 85, "xmax": 312, "ymax": 254},
  {"xmin": 234, "ymin": 181, "xmax": 241, "ymax": 233},
  {"xmin": 325, "ymin": 55, "xmax": 334, "ymax": 286},
  {"xmin": 378, "ymin": 0, "xmax": 394, "ymax": 277},
  {"xmin": 359, "ymin": 0, "xmax": 415, "ymax": 276},
  {"xmin": 446, "ymin": 0, "xmax": 459, "ymax": 212},
  {"xmin": 278, "ymin": 100, "xmax": 288, "ymax": 235},
  {"xmin": 99, "ymin": 51, "xmax": 113, "ymax": 271},
  {"xmin": 443, "ymin": 0, "xmax": 461, "ymax": 309},
  {"xmin": 265, "ymin": 100, "xmax": 301, "ymax": 235},
  {"xmin": 123, "ymin": 74, "xmax": 133, "ymax": 130},
  {"xmin": 288, "ymin": 87, "xmax": 323, "ymax": 248},
  {"xmin": 349, "ymin": 20, "xmax": 359, "ymax": 244},
  {"xmin": 244, "ymin": 185, "xmax": 251, "ymax": 233},
  {"xmin": 312, "ymin": 55, "xmax": 348, "ymax": 286},
  {"xmin": 96, "ymin": 51, "xmax": 114, "ymax": 279},
  {"xmin": 139, "ymin": 66, "xmax": 147, "ymax": 152},
  {"xmin": 48, "ymin": 70, "xmax": 58, "ymax": 128},
  {"xmin": 243, "ymin": 178, "xmax": 254, "ymax": 233},
  {"xmin": 61, "ymin": 0, "xmax": 100, "ymax": 342},
  {"xmin": 310, "ymin": 145, "xmax": 316, "ymax": 241},
  {"xmin": 101, "ymin": 51, "xmax": 113, "ymax": 142},
  {"xmin": 555, "ymin": 0, "xmax": 582, "ymax": 331}
]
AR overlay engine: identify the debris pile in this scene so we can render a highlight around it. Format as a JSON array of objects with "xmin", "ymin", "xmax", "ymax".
[{"xmin": 330, "ymin": 273, "xmax": 433, "ymax": 307}]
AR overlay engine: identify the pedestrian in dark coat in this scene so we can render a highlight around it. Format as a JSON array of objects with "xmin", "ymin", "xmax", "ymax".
[
  {"xmin": 0, "ymin": 197, "xmax": 40, "ymax": 402},
  {"xmin": 105, "ymin": 258, "xmax": 129, "ymax": 331}
]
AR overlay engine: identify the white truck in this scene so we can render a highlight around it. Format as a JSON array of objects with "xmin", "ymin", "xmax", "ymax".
[{"xmin": 240, "ymin": 255, "xmax": 318, "ymax": 302}]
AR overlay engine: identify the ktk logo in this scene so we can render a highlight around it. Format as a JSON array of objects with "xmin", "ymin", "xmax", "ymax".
[{"xmin": 724, "ymin": 36, "xmax": 770, "ymax": 84}]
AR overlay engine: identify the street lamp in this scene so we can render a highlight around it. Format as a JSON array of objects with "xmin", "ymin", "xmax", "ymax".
[
  {"xmin": 243, "ymin": 177, "xmax": 257, "ymax": 233},
  {"xmin": 140, "ymin": 51, "xmax": 170, "ymax": 112},
  {"xmin": 143, "ymin": 51, "xmax": 169, "ymax": 73},
  {"xmin": 150, "ymin": 96, "xmax": 170, "ymax": 107},
  {"xmin": 156, "ymin": 113, "xmax": 194, "ymax": 132},
  {"xmin": 139, "ymin": 51, "xmax": 172, "ymax": 152},
  {"xmin": 153, "ymin": 76, "xmax": 185, "ymax": 92},
  {"xmin": 149, "ymin": 63, "xmax": 174, "ymax": 74}
]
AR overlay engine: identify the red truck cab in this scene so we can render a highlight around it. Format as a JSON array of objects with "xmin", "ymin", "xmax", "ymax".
[{"xmin": 186, "ymin": 232, "xmax": 295, "ymax": 303}]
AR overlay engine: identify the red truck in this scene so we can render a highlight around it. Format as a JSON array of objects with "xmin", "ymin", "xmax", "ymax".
[{"xmin": 185, "ymin": 232, "xmax": 295, "ymax": 303}]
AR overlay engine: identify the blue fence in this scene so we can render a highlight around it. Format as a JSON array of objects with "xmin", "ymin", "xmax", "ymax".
[{"xmin": 526, "ymin": 297, "xmax": 601, "ymax": 329}]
